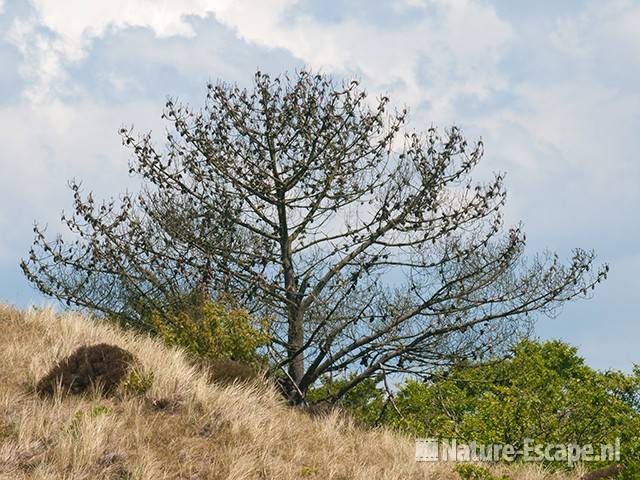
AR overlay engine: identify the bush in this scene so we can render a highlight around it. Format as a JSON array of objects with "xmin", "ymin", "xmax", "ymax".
[
  {"xmin": 206, "ymin": 357, "xmax": 264, "ymax": 384},
  {"xmin": 36, "ymin": 343, "xmax": 137, "ymax": 397},
  {"xmin": 148, "ymin": 293, "xmax": 270, "ymax": 372},
  {"xmin": 122, "ymin": 367, "xmax": 155, "ymax": 396}
]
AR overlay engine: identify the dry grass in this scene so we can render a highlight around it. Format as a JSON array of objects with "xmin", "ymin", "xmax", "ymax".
[{"xmin": 0, "ymin": 305, "xmax": 581, "ymax": 480}]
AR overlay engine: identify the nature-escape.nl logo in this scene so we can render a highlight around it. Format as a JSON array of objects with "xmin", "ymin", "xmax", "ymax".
[{"xmin": 415, "ymin": 438, "xmax": 621, "ymax": 466}]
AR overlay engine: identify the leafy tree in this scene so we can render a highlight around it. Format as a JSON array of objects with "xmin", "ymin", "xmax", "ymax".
[
  {"xmin": 380, "ymin": 340, "xmax": 640, "ymax": 475},
  {"xmin": 22, "ymin": 71, "xmax": 606, "ymax": 404}
]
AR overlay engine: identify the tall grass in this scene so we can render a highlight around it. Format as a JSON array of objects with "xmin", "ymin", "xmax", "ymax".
[{"xmin": 0, "ymin": 305, "xmax": 580, "ymax": 480}]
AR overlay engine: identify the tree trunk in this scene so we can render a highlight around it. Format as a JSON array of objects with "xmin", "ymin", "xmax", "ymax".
[
  {"xmin": 287, "ymin": 308, "xmax": 305, "ymax": 400},
  {"xmin": 275, "ymin": 190, "xmax": 305, "ymax": 403}
]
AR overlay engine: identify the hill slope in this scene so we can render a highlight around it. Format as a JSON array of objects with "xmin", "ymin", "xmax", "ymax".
[{"xmin": 0, "ymin": 305, "xmax": 577, "ymax": 480}]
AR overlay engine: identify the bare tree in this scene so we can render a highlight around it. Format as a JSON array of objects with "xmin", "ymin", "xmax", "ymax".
[{"xmin": 22, "ymin": 71, "xmax": 607, "ymax": 404}]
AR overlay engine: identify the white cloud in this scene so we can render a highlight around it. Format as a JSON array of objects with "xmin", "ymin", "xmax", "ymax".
[
  {"xmin": 11, "ymin": 0, "xmax": 513, "ymax": 119},
  {"xmin": 210, "ymin": 0, "xmax": 513, "ymax": 121},
  {"xmin": 31, "ymin": 0, "xmax": 222, "ymax": 39},
  {"xmin": 429, "ymin": 1, "xmax": 640, "ymax": 245},
  {"xmin": 8, "ymin": 17, "xmax": 82, "ymax": 102},
  {"xmin": 9, "ymin": 0, "xmax": 228, "ymax": 101},
  {"xmin": 7, "ymin": 0, "xmax": 638, "ymax": 234},
  {"xmin": 551, "ymin": 0, "xmax": 640, "ymax": 65}
]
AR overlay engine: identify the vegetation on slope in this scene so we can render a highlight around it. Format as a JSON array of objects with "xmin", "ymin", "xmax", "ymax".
[{"xmin": 0, "ymin": 305, "xmax": 579, "ymax": 480}]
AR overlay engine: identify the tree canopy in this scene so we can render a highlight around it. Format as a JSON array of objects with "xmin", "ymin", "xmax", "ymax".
[
  {"xmin": 339, "ymin": 340, "xmax": 639, "ymax": 474},
  {"xmin": 22, "ymin": 71, "xmax": 606, "ymax": 404}
]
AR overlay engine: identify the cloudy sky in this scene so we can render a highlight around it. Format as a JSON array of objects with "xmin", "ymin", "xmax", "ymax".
[{"xmin": 0, "ymin": 0, "xmax": 638, "ymax": 370}]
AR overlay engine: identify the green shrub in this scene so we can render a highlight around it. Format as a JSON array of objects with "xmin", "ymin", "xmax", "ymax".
[
  {"xmin": 307, "ymin": 376, "xmax": 385, "ymax": 424},
  {"xmin": 67, "ymin": 404, "xmax": 112, "ymax": 437},
  {"xmin": 148, "ymin": 293, "xmax": 270, "ymax": 371},
  {"xmin": 88, "ymin": 405, "xmax": 112, "ymax": 417},
  {"xmin": 122, "ymin": 367, "xmax": 155, "ymax": 396}
]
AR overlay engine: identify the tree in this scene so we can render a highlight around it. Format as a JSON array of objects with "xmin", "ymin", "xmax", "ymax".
[
  {"xmin": 378, "ymin": 340, "xmax": 640, "ymax": 474},
  {"xmin": 22, "ymin": 70, "xmax": 607, "ymax": 404}
]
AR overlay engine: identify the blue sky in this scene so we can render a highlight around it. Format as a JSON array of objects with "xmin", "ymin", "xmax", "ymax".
[{"xmin": 0, "ymin": 0, "xmax": 638, "ymax": 371}]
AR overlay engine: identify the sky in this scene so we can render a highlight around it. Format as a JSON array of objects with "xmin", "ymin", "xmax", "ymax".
[{"xmin": 0, "ymin": 0, "xmax": 638, "ymax": 371}]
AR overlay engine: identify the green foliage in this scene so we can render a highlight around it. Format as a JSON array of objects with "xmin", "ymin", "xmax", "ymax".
[
  {"xmin": 67, "ymin": 404, "xmax": 112, "ymax": 437},
  {"xmin": 88, "ymin": 405, "xmax": 112, "ymax": 417},
  {"xmin": 298, "ymin": 465, "xmax": 318, "ymax": 476},
  {"xmin": 340, "ymin": 340, "xmax": 640, "ymax": 474},
  {"xmin": 455, "ymin": 464, "xmax": 508, "ymax": 480},
  {"xmin": 122, "ymin": 367, "xmax": 155, "ymax": 396},
  {"xmin": 392, "ymin": 341, "xmax": 639, "ymax": 456},
  {"xmin": 148, "ymin": 293, "xmax": 270, "ymax": 366},
  {"xmin": 307, "ymin": 376, "xmax": 385, "ymax": 424}
]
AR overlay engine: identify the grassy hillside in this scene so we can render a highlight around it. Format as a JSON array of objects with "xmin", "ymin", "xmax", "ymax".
[{"xmin": 0, "ymin": 305, "xmax": 579, "ymax": 480}]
